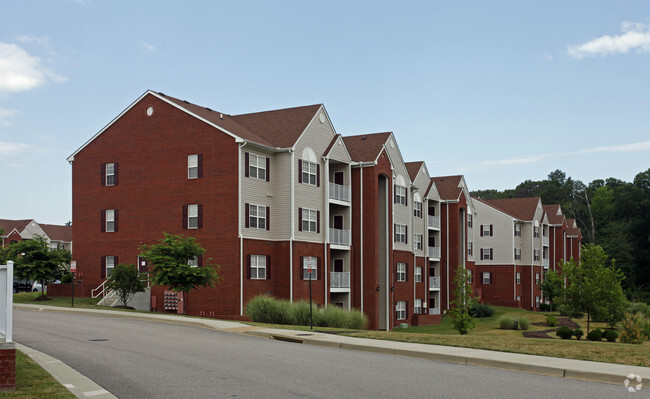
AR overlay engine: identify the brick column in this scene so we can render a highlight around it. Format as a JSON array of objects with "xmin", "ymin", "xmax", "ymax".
[{"xmin": 0, "ymin": 342, "xmax": 16, "ymax": 391}]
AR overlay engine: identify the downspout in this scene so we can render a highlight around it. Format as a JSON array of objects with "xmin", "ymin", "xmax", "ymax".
[
  {"xmin": 360, "ymin": 164, "xmax": 364, "ymax": 313},
  {"xmin": 386, "ymin": 172, "xmax": 391, "ymax": 331},
  {"xmin": 239, "ymin": 141, "xmax": 245, "ymax": 315},
  {"xmin": 290, "ymin": 149, "xmax": 295, "ymax": 302},
  {"xmin": 513, "ymin": 221, "xmax": 516, "ymax": 304},
  {"xmin": 324, "ymin": 158, "xmax": 329, "ymax": 306},
  {"xmin": 530, "ymin": 222, "xmax": 534, "ymax": 310},
  {"xmin": 446, "ymin": 202, "xmax": 450, "ymax": 310}
]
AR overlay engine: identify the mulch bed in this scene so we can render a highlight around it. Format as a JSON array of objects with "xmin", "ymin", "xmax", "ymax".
[{"xmin": 523, "ymin": 317, "xmax": 579, "ymax": 339}]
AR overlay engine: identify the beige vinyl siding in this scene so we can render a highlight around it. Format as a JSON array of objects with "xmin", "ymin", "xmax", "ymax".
[
  {"xmin": 411, "ymin": 165, "xmax": 430, "ymax": 257},
  {"xmin": 327, "ymin": 136, "xmax": 351, "ymax": 163},
  {"xmin": 294, "ymin": 110, "xmax": 336, "ymax": 242},
  {"xmin": 473, "ymin": 201, "xmax": 514, "ymax": 264},
  {"xmin": 240, "ymin": 147, "xmax": 276, "ymax": 240},
  {"xmin": 272, "ymin": 152, "xmax": 293, "ymax": 238},
  {"xmin": 386, "ymin": 139, "xmax": 411, "ymax": 252}
]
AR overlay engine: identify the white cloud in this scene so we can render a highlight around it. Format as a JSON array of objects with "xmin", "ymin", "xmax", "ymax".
[
  {"xmin": 141, "ymin": 42, "xmax": 156, "ymax": 52},
  {"xmin": 568, "ymin": 22, "xmax": 650, "ymax": 59},
  {"xmin": 0, "ymin": 141, "xmax": 34, "ymax": 155},
  {"xmin": 0, "ymin": 42, "xmax": 67, "ymax": 94},
  {"xmin": 0, "ymin": 108, "xmax": 19, "ymax": 123}
]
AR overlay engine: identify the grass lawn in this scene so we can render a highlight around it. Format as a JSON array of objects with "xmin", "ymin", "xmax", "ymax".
[
  {"xmin": 13, "ymin": 292, "xmax": 101, "ymax": 308},
  {"xmin": 0, "ymin": 350, "xmax": 74, "ymax": 399}
]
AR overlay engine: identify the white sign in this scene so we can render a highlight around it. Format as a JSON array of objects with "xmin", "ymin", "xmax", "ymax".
[
  {"xmin": 306, "ymin": 256, "xmax": 313, "ymax": 273},
  {"xmin": 70, "ymin": 261, "xmax": 77, "ymax": 272}
]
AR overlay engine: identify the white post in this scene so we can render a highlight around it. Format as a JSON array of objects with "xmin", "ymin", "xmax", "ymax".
[{"xmin": 2, "ymin": 261, "xmax": 13, "ymax": 342}]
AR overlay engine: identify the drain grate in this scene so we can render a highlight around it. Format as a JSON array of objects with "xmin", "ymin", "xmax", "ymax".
[{"xmin": 88, "ymin": 339, "xmax": 109, "ymax": 342}]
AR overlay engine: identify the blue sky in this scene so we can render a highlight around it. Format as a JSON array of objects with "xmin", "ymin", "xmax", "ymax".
[{"xmin": 1, "ymin": 1, "xmax": 649, "ymax": 225}]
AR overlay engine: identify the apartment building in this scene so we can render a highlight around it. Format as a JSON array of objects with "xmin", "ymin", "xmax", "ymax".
[
  {"xmin": 565, "ymin": 218, "xmax": 582, "ymax": 262},
  {"xmin": 0, "ymin": 219, "xmax": 72, "ymax": 251},
  {"xmin": 473, "ymin": 197, "xmax": 545, "ymax": 310},
  {"xmin": 543, "ymin": 204, "xmax": 569, "ymax": 272}
]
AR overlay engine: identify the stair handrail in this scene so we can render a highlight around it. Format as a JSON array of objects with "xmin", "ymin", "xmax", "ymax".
[{"xmin": 91, "ymin": 280, "xmax": 107, "ymax": 298}]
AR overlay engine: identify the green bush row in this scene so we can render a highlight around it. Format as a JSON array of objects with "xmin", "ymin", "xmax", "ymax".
[
  {"xmin": 556, "ymin": 326, "xmax": 583, "ymax": 339},
  {"xmin": 468, "ymin": 304, "xmax": 494, "ymax": 318},
  {"xmin": 498, "ymin": 315, "xmax": 530, "ymax": 330},
  {"xmin": 245, "ymin": 295, "xmax": 367, "ymax": 329}
]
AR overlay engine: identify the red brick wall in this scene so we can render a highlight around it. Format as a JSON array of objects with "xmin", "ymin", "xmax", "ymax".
[
  {"xmin": 475, "ymin": 264, "xmax": 518, "ymax": 307},
  {"xmin": 0, "ymin": 346, "xmax": 15, "ymax": 391}
]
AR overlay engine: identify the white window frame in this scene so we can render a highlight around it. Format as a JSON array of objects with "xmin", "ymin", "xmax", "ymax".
[
  {"xmin": 394, "ymin": 224, "xmax": 406, "ymax": 243},
  {"xmin": 467, "ymin": 214, "xmax": 472, "ymax": 228},
  {"xmin": 534, "ymin": 249, "xmax": 540, "ymax": 261},
  {"xmin": 396, "ymin": 262, "xmax": 406, "ymax": 282},
  {"xmin": 535, "ymin": 272, "xmax": 540, "ymax": 283},
  {"xmin": 188, "ymin": 204, "xmax": 199, "ymax": 229},
  {"xmin": 188, "ymin": 154, "xmax": 199, "ymax": 179},
  {"xmin": 249, "ymin": 204, "xmax": 267, "ymax": 229},
  {"xmin": 249, "ymin": 154, "xmax": 267, "ymax": 180},
  {"xmin": 535, "ymin": 296, "xmax": 540, "ymax": 308},
  {"xmin": 395, "ymin": 185, "xmax": 407, "ymax": 206},
  {"xmin": 301, "ymin": 208, "xmax": 318, "ymax": 232},
  {"xmin": 396, "ymin": 301, "xmax": 406, "ymax": 320},
  {"xmin": 414, "ymin": 298, "xmax": 422, "ymax": 315},
  {"xmin": 188, "ymin": 256, "xmax": 199, "ymax": 267},
  {"xmin": 482, "ymin": 248, "xmax": 491, "ymax": 260},
  {"xmin": 468, "ymin": 242, "xmax": 473, "ymax": 256},
  {"xmin": 516, "ymin": 272, "xmax": 521, "ymax": 284},
  {"xmin": 302, "ymin": 160, "xmax": 317, "ymax": 185},
  {"xmin": 413, "ymin": 201, "xmax": 422, "ymax": 218},
  {"xmin": 514, "ymin": 248, "xmax": 521, "ymax": 260},
  {"xmin": 468, "ymin": 269, "xmax": 473, "ymax": 284},
  {"xmin": 414, "ymin": 234, "xmax": 422, "ymax": 250},
  {"xmin": 514, "ymin": 224, "xmax": 521, "ymax": 237},
  {"xmin": 106, "ymin": 209, "xmax": 115, "ymax": 232},
  {"xmin": 105, "ymin": 163, "xmax": 115, "ymax": 186},
  {"xmin": 482, "ymin": 272, "xmax": 491, "ymax": 284},
  {"xmin": 106, "ymin": 255, "xmax": 115, "ymax": 277},
  {"xmin": 534, "ymin": 226, "xmax": 540, "ymax": 238},
  {"xmin": 251, "ymin": 255, "xmax": 267, "ymax": 279},
  {"xmin": 302, "ymin": 257, "xmax": 317, "ymax": 280},
  {"xmin": 415, "ymin": 266, "xmax": 422, "ymax": 283},
  {"xmin": 482, "ymin": 224, "xmax": 491, "ymax": 236}
]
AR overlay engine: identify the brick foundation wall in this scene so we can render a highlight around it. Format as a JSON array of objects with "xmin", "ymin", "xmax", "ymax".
[{"xmin": 0, "ymin": 343, "xmax": 16, "ymax": 391}]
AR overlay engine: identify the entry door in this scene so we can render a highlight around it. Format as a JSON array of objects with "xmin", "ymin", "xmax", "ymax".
[
  {"xmin": 333, "ymin": 215, "xmax": 344, "ymax": 230},
  {"xmin": 333, "ymin": 258, "xmax": 344, "ymax": 272},
  {"xmin": 334, "ymin": 171, "xmax": 344, "ymax": 185},
  {"xmin": 137, "ymin": 257, "xmax": 149, "ymax": 273},
  {"xmin": 428, "ymin": 236, "xmax": 436, "ymax": 247}
]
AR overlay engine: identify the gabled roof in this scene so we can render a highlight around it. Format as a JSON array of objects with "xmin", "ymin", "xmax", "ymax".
[
  {"xmin": 543, "ymin": 204, "xmax": 566, "ymax": 225},
  {"xmin": 323, "ymin": 134, "xmax": 352, "ymax": 161},
  {"xmin": 342, "ymin": 132, "xmax": 392, "ymax": 162},
  {"xmin": 566, "ymin": 218, "xmax": 582, "ymax": 238},
  {"xmin": 406, "ymin": 161, "xmax": 424, "ymax": 182},
  {"xmin": 40, "ymin": 224, "xmax": 72, "ymax": 242},
  {"xmin": 0, "ymin": 219, "xmax": 31, "ymax": 236},
  {"xmin": 478, "ymin": 197, "xmax": 541, "ymax": 221},
  {"xmin": 431, "ymin": 175, "xmax": 464, "ymax": 201}
]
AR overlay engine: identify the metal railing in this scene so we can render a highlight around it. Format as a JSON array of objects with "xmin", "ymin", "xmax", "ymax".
[
  {"xmin": 428, "ymin": 307, "xmax": 441, "ymax": 315},
  {"xmin": 543, "ymin": 258, "xmax": 549, "ymax": 268},
  {"xmin": 428, "ymin": 246, "xmax": 441, "ymax": 258},
  {"xmin": 429, "ymin": 276, "xmax": 440, "ymax": 288},
  {"xmin": 329, "ymin": 228, "xmax": 351, "ymax": 246},
  {"xmin": 330, "ymin": 272, "xmax": 350, "ymax": 288},
  {"xmin": 543, "ymin": 236, "xmax": 549, "ymax": 246},
  {"xmin": 329, "ymin": 182, "xmax": 350, "ymax": 202},
  {"xmin": 427, "ymin": 215, "xmax": 440, "ymax": 229},
  {"xmin": 91, "ymin": 280, "xmax": 108, "ymax": 298}
]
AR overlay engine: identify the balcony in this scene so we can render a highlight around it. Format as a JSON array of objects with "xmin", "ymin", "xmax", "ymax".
[
  {"xmin": 329, "ymin": 228, "xmax": 351, "ymax": 246},
  {"xmin": 329, "ymin": 182, "xmax": 350, "ymax": 203},
  {"xmin": 428, "ymin": 307, "xmax": 440, "ymax": 315},
  {"xmin": 543, "ymin": 258, "xmax": 549, "ymax": 268},
  {"xmin": 330, "ymin": 272, "xmax": 350, "ymax": 289},
  {"xmin": 429, "ymin": 276, "xmax": 440, "ymax": 289},
  {"xmin": 428, "ymin": 246, "xmax": 441, "ymax": 259},
  {"xmin": 427, "ymin": 215, "xmax": 440, "ymax": 229},
  {"xmin": 543, "ymin": 236, "xmax": 549, "ymax": 246}
]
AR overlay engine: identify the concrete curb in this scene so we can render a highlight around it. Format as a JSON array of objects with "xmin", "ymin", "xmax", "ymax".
[
  {"xmin": 15, "ymin": 303, "xmax": 650, "ymax": 387},
  {"xmin": 16, "ymin": 343, "xmax": 117, "ymax": 399}
]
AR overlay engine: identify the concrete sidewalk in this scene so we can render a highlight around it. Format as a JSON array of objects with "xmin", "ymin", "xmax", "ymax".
[{"xmin": 14, "ymin": 303, "xmax": 650, "ymax": 392}]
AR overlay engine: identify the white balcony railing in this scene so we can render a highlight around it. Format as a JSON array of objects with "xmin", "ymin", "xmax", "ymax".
[
  {"xmin": 543, "ymin": 258, "xmax": 549, "ymax": 268},
  {"xmin": 329, "ymin": 228, "xmax": 351, "ymax": 246},
  {"xmin": 429, "ymin": 276, "xmax": 440, "ymax": 288},
  {"xmin": 428, "ymin": 215, "xmax": 440, "ymax": 229},
  {"xmin": 330, "ymin": 272, "xmax": 350, "ymax": 288},
  {"xmin": 428, "ymin": 246, "xmax": 441, "ymax": 259},
  {"xmin": 329, "ymin": 182, "xmax": 350, "ymax": 202},
  {"xmin": 428, "ymin": 307, "xmax": 441, "ymax": 315},
  {"xmin": 543, "ymin": 236, "xmax": 549, "ymax": 246}
]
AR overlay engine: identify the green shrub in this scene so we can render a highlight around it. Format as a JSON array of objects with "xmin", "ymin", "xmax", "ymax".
[
  {"xmin": 346, "ymin": 309, "xmax": 368, "ymax": 329},
  {"xmin": 546, "ymin": 315, "xmax": 558, "ymax": 327},
  {"xmin": 602, "ymin": 329, "xmax": 619, "ymax": 343},
  {"xmin": 627, "ymin": 302, "xmax": 650, "ymax": 318},
  {"xmin": 516, "ymin": 317, "xmax": 530, "ymax": 330},
  {"xmin": 499, "ymin": 316, "xmax": 515, "ymax": 330},
  {"xmin": 318, "ymin": 305, "xmax": 350, "ymax": 328},
  {"xmin": 539, "ymin": 303, "xmax": 551, "ymax": 312},
  {"xmin": 586, "ymin": 329, "xmax": 603, "ymax": 341},
  {"xmin": 573, "ymin": 329, "xmax": 584, "ymax": 340},
  {"xmin": 556, "ymin": 326, "xmax": 573, "ymax": 339},
  {"xmin": 245, "ymin": 295, "xmax": 291, "ymax": 324},
  {"xmin": 288, "ymin": 300, "xmax": 316, "ymax": 326},
  {"xmin": 469, "ymin": 304, "xmax": 494, "ymax": 318},
  {"xmin": 60, "ymin": 273, "xmax": 72, "ymax": 284},
  {"xmin": 620, "ymin": 312, "xmax": 646, "ymax": 344}
]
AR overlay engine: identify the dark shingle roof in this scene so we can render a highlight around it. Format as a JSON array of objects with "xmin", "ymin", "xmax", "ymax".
[
  {"xmin": 342, "ymin": 132, "xmax": 392, "ymax": 162},
  {"xmin": 40, "ymin": 224, "xmax": 72, "ymax": 242},
  {"xmin": 0, "ymin": 219, "xmax": 31, "ymax": 236},
  {"xmin": 479, "ymin": 197, "xmax": 541, "ymax": 221},
  {"xmin": 431, "ymin": 175, "xmax": 464, "ymax": 201},
  {"xmin": 406, "ymin": 161, "xmax": 424, "ymax": 182},
  {"xmin": 543, "ymin": 204, "xmax": 565, "ymax": 225}
]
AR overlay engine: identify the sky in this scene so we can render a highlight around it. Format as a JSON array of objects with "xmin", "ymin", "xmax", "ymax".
[{"xmin": 1, "ymin": 1, "xmax": 650, "ymax": 225}]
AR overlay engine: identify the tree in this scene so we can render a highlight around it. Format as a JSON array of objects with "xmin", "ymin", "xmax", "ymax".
[
  {"xmin": 537, "ymin": 270, "xmax": 563, "ymax": 308},
  {"xmin": 106, "ymin": 264, "xmax": 147, "ymax": 308},
  {"xmin": 447, "ymin": 267, "xmax": 477, "ymax": 335},
  {"xmin": 138, "ymin": 232, "xmax": 220, "ymax": 313},
  {"xmin": 7, "ymin": 235, "xmax": 70, "ymax": 298},
  {"xmin": 559, "ymin": 244, "xmax": 627, "ymax": 332}
]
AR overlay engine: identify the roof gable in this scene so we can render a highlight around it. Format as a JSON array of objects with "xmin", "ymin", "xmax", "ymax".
[
  {"xmin": 480, "ymin": 197, "xmax": 541, "ymax": 221},
  {"xmin": 406, "ymin": 161, "xmax": 424, "ymax": 182},
  {"xmin": 342, "ymin": 132, "xmax": 392, "ymax": 163}
]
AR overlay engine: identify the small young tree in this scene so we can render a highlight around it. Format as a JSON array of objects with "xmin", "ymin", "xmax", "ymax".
[
  {"xmin": 7, "ymin": 235, "xmax": 70, "ymax": 298},
  {"xmin": 106, "ymin": 264, "xmax": 147, "ymax": 308},
  {"xmin": 538, "ymin": 269, "xmax": 563, "ymax": 309},
  {"xmin": 448, "ymin": 267, "xmax": 477, "ymax": 335},
  {"xmin": 138, "ymin": 232, "xmax": 220, "ymax": 313}
]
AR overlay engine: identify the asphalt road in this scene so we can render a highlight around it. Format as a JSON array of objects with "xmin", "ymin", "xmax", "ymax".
[{"xmin": 14, "ymin": 310, "xmax": 633, "ymax": 399}]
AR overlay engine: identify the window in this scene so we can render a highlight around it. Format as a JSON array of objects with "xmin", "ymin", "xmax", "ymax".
[
  {"xmin": 246, "ymin": 204, "xmax": 268, "ymax": 230},
  {"xmin": 415, "ymin": 266, "xmax": 422, "ymax": 283},
  {"xmin": 468, "ymin": 242, "xmax": 473, "ymax": 256},
  {"xmin": 535, "ymin": 272, "xmax": 540, "ymax": 283},
  {"xmin": 535, "ymin": 296, "xmax": 540, "ymax": 308},
  {"xmin": 413, "ymin": 201, "xmax": 422, "ymax": 218},
  {"xmin": 248, "ymin": 154, "xmax": 267, "ymax": 180},
  {"xmin": 543, "ymin": 225, "xmax": 548, "ymax": 237},
  {"xmin": 397, "ymin": 263, "xmax": 407, "ymax": 282},
  {"xmin": 300, "ymin": 208, "xmax": 318, "ymax": 232},
  {"xmin": 481, "ymin": 224, "xmax": 493, "ymax": 237},
  {"xmin": 301, "ymin": 160, "xmax": 318, "ymax": 185},
  {"xmin": 534, "ymin": 226, "xmax": 540, "ymax": 238},
  {"xmin": 250, "ymin": 255, "xmax": 267, "ymax": 279},
  {"xmin": 183, "ymin": 204, "xmax": 203, "ymax": 229},
  {"xmin": 102, "ymin": 209, "xmax": 117, "ymax": 232},
  {"xmin": 516, "ymin": 295, "xmax": 521, "ymax": 302},
  {"xmin": 396, "ymin": 301, "xmax": 406, "ymax": 320},
  {"xmin": 105, "ymin": 256, "xmax": 115, "ymax": 277},
  {"xmin": 188, "ymin": 256, "xmax": 199, "ymax": 267},
  {"xmin": 414, "ymin": 234, "xmax": 422, "ymax": 250},
  {"xmin": 482, "ymin": 272, "xmax": 492, "ymax": 284},
  {"xmin": 394, "ymin": 224, "xmax": 407, "ymax": 244},
  {"xmin": 468, "ymin": 214, "xmax": 473, "ymax": 228},
  {"xmin": 516, "ymin": 272, "xmax": 521, "ymax": 284},
  {"xmin": 102, "ymin": 162, "xmax": 118, "ymax": 186},
  {"xmin": 188, "ymin": 154, "xmax": 202, "ymax": 179},
  {"xmin": 302, "ymin": 256, "xmax": 318, "ymax": 280},
  {"xmin": 414, "ymin": 299, "xmax": 422, "ymax": 315},
  {"xmin": 514, "ymin": 224, "xmax": 521, "ymax": 237},
  {"xmin": 514, "ymin": 248, "xmax": 521, "ymax": 260},
  {"xmin": 534, "ymin": 249, "xmax": 540, "ymax": 261},
  {"xmin": 394, "ymin": 185, "xmax": 407, "ymax": 205},
  {"xmin": 481, "ymin": 248, "xmax": 493, "ymax": 260},
  {"xmin": 468, "ymin": 269, "xmax": 473, "ymax": 284}
]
